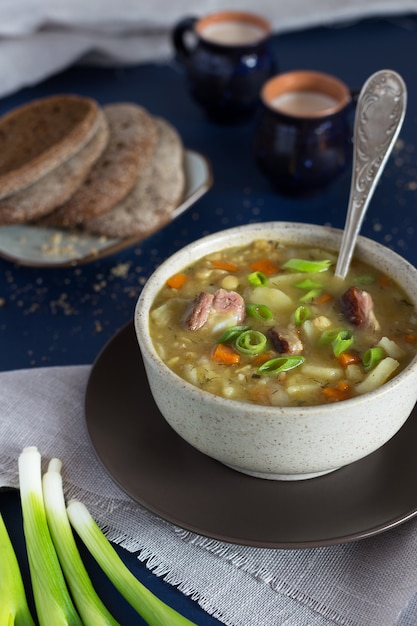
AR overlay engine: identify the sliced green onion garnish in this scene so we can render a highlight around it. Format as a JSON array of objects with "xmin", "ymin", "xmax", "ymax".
[
  {"xmin": 332, "ymin": 330, "xmax": 354, "ymax": 356},
  {"xmin": 246, "ymin": 303, "xmax": 274, "ymax": 321},
  {"xmin": 0, "ymin": 512, "xmax": 36, "ymax": 626},
  {"xmin": 217, "ymin": 325, "xmax": 250, "ymax": 344},
  {"xmin": 293, "ymin": 305, "xmax": 311, "ymax": 326},
  {"xmin": 353, "ymin": 274, "xmax": 376, "ymax": 286},
  {"xmin": 362, "ymin": 346, "xmax": 385, "ymax": 370},
  {"xmin": 282, "ymin": 258, "xmax": 332, "ymax": 273},
  {"xmin": 248, "ymin": 271, "xmax": 268, "ymax": 286},
  {"xmin": 257, "ymin": 355, "xmax": 305, "ymax": 374},
  {"xmin": 294, "ymin": 278, "xmax": 323, "ymax": 290},
  {"xmin": 299, "ymin": 288, "xmax": 322, "ymax": 302},
  {"xmin": 319, "ymin": 328, "xmax": 343, "ymax": 345},
  {"xmin": 67, "ymin": 500, "xmax": 196, "ymax": 626},
  {"xmin": 235, "ymin": 329, "xmax": 267, "ymax": 355}
]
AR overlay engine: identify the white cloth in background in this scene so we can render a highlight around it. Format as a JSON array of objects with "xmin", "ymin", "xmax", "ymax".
[
  {"xmin": 0, "ymin": 0, "xmax": 416, "ymax": 98},
  {"xmin": 1, "ymin": 364, "xmax": 417, "ymax": 626}
]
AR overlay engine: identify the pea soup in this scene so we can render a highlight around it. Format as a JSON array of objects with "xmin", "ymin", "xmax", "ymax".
[{"xmin": 149, "ymin": 239, "xmax": 417, "ymax": 407}]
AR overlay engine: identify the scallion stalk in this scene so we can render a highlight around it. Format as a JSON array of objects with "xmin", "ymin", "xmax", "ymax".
[
  {"xmin": 18, "ymin": 446, "xmax": 82, "ymax": 626},
  {"xmin": 0, "ymin": 512, "xmax": 36, "ymax": 626},
  {"xmin": 66, "ymin": 500, "xmax": 197, "ymax": 626},
  {"xmin": 282, "ymin": 258, "xmax": 332, "ymax": 273},
  {"xmin": 43, "ymin": 459, "xmax": 120, "ymax": 626},
  {"xmin": 257, "ymin": 355, "xmax": 305, "ymax": 374}
]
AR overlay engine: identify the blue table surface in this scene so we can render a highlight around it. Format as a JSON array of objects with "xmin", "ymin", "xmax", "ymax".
[{"xmin": 1, "ymin": 13, "xmax": 417, "ymax": 625}]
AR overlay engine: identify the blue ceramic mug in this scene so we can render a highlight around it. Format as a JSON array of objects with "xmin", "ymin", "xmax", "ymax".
[
  {"xmin": 253, "ymin": 70, "xmax": 356, "ymax": 195},
  {"xmin": 172, "ymin": 11, "xmax": 275, "ymax": 123}
]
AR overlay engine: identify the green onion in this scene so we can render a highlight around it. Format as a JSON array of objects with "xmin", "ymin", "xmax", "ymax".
[
  {"xmin": 18, "ymin": 446, "xmax": 83, "ymax": 626},
  {"xmin": 257, "ymin": 355, "xmax": 305, "ymax": 374},
  {"xmin": 282, "ymin": 258, "xmax": 332, "ymax": 273},
  {"xmin": 353, "ymin": 274, "xmax": 376, "ymax": 286},
  {"xmin": 294, "ymin": 278, "xmax": 323, "ymax": 290},
  {"xmin": 319, "ymin": 329, "xmax": 353, "ymax": 356},
  {"xmin": 293, "ymin": 305, "xmax": 311, "ymax": 326},
  {"xmin": 247, "ymin": 271, "xmax": 268, "ymax": 286},
  {"xmin": 43, "ymin": 458, "xmax": 120, "ymax": 626},
  {"xmin": 299, "ymin": 288, "xmax": 322, "ymax": 302},
  {"xmin": 217, "ymin": 325, "xmax": 250, "ymax": 343},
  {"xmin": 246, "ymin": 303, "xmax": 274, "ymax": 321},
  {"xmin": 331, "ymin": 330, "xmax": 354, "ymax": 357},
  {"xmin": 235, "ymin": 329, "xmax": 267, "ymax": 355},
  {"xmin": 67, "ymin": 500, "xmax": 197, "ymax": 626},
  {"xmin": 319, "ymin": 328, "xmax": 343, "ymax": 345},
  {"xmin": 362, "ymin": 346, "xmax": 385, "ymax": 370},
  {"xmin": 0, "ymin": 512, "xmax": 36, "ymax": 626}
]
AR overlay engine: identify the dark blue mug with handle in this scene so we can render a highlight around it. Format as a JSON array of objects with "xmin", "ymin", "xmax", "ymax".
[
  {"xmin": 254, "ymin": 70, "xmax": 357, "ymax": 196},
  {"xmin": 172, "ymin": 11, "xmax": 276, "ymax": 123}
]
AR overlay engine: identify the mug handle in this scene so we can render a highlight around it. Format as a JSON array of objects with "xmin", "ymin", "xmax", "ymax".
[{"xmin": 172, "ymin": 16, "xmax": 198, "ymax": 62}]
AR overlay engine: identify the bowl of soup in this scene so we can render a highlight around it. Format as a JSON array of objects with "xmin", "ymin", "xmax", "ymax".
[{"xmin": 134, "ymin": 222, "xmax": 417, "ymax": 480}]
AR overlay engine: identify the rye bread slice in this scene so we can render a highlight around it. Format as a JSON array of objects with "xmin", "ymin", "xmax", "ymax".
[
  {"xmin": 0, "ymin": 94, "xmax": 101, "ymax": 200},
  {"xmin": 42, "ymin": 103, "xmax": 157, "ymax": 227},
  {"xmin": 82, "ymin": 116, "xmax": 185, "ymax": 239},
  {"xmin": 0, "ymin": 110, "xmax": 109, "ymax": 225}
]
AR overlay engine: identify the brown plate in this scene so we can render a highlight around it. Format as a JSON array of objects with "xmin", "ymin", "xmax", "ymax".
[{"xmin": 85, "ymin": 322, "xmax": 417, "ymax": 549}]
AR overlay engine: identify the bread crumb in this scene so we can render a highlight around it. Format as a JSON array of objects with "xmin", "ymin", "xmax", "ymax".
[{"xmin": 110, "ymin": 262, "xmax": 130, "ymax": 278}]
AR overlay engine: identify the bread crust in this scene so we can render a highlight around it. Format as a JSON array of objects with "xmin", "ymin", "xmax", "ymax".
[
  {"xmin": 0, "ymin": 110, "xmax": 109, "ymax": 224},
  {"xmin": 83, "ymin": 117, "xmax": 185, "ymax": 239},
  {"xmin": 42, "ymin": 103, "xmax": 158, "ymax": 227},
  {"xmin": 0, "ymin": 94, "xmax": 101, "ymax": 199}
]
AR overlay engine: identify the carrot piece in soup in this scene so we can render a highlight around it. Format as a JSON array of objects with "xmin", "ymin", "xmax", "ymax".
[
  {"xmin": 404, "ymin": 333, "xmax": 417, "ymax": 344},
  {"xmin": 315, "ymin": 292, "xmax": 333, "ymax": 305},
  {"xmin": 337, "ymin": 352, "xmax": 361, "ymax": 367},
  {"xmin": 250, "ymin": 259, "xmax": 279, "ymax": 276},
  {"xmin": 166, "ymin": 273, "xmax": 188, "ymax": 289},
  {"xmin": 212, "ymin": 343, "xmax": 241, "ymax": 365},
  {"xmin": 378, "ymin": 276, "xmax": 392, "ymax": 287},
  {"xmin": 211, "ymin": 260, "xmax": 238, "ymax": 272},
  {"xmin": 322, "ymin": 380, "xmax": 351, "ymax": 402}
]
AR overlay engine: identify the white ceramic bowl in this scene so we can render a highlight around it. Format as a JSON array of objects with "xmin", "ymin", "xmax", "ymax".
[{"xmin": 134, "ymin": 222, "xmax": 417, "ymax": 480}]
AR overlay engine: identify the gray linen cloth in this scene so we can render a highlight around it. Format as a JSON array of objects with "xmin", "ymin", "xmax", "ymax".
[
  {"xmin": 0, "ymin": 364, "xmax": 416, "ymax": 626},
  {"xmin": 0, "ymin": 0, "xmax": 417, "ymax": 98}
]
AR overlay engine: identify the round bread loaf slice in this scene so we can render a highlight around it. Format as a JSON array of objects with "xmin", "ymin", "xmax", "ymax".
[
  {"xmin": 0, "ymin": 110, "xmax": 109, "ymax": 225},
  {"xmin": 82, "ymin": 116, "xmax": 185, "ymax": 239},
  {"xmin": 42, "ymin": 103, "xmax": 157, "ymax": 227},
  {"xmin": 0, "ymin": 94, "xmax": 101, "ymax": 200}
]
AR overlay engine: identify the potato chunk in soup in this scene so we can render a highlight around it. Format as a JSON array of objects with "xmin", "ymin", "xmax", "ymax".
[{"xmin": 149, "ymin": 240, "xmax": 417, "ymax": 406}]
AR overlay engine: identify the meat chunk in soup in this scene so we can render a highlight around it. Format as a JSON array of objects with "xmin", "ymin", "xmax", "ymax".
[
  {"xmin": 340, "ymin": 286, "xmax": 380, "ymax": 331},
  {"xmin": 185, "ymin": 288, "xmax": 245, "ymax": 332}
]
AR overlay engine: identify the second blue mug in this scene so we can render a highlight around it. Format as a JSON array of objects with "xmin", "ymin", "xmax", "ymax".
[{"xmin": 254, "ymin": 70, "xmax": 356, "ymax": 196}]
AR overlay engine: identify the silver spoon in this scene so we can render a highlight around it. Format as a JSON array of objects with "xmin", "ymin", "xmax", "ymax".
[{"xmin": 334, "ymin": 69, "xmax": 407, "ymax": 279}]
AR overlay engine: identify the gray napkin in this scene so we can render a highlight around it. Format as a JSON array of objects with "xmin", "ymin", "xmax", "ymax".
[{"xmin": 0, "ymin": 364, "xmax": 416, "ymax": 626}]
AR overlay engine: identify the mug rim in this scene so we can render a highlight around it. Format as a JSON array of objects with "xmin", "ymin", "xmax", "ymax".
[
  {"xmin": 195, "ymin": 10, "xmax": 271, "ymax": 46},
  {"xmin": 261, "ymin": 70, "xmax": 352, "ymax": 118}
]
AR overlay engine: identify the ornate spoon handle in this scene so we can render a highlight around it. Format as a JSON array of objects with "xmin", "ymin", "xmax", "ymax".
[{"xmin": 334, "ymin": 70, "xmax": 407, "ymax": 279}]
